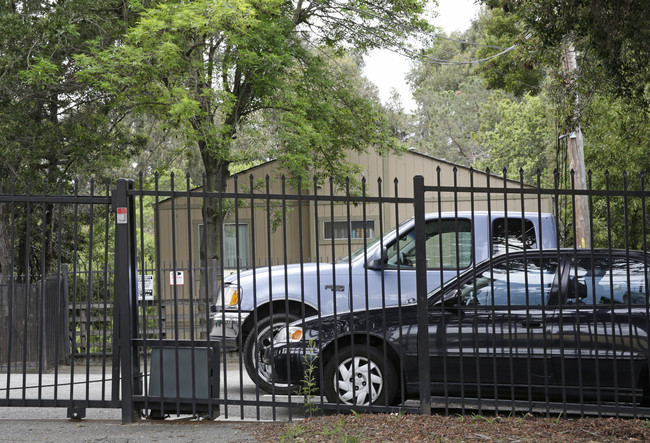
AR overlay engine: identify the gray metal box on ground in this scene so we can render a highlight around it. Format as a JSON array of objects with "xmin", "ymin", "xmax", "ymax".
[{"xmin": 147, "ymin": 342, "xmax": 220, "ymax": 418}]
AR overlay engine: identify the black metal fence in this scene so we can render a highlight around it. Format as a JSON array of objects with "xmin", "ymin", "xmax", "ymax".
[
  {"xmin": 2, "ymin": 169, "xmax": 650, "ymax": 422},
  {"xmin": 0, "ymin": 181, "xmax": 120, "ymax": 415},
  {"xmin": 126, "ymin": 168, "xmax": 650, "ymax": 421},
  {"xmin": 0, "ymin": 272, "xmax": 69, "ymax": 371}
]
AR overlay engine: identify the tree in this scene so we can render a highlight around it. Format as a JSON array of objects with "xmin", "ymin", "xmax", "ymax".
[
  {"xmin": 408, "ymin": 21, "xmax": 517, "ymax": 167},
  {"xmin": 412, "ymin": 75, "xmax": 508, "ymax": 166},
  {"xmin": 474, "ymin": 6, "xmax": 546, "ymax": 97},
  {"xmin": 482, "ymin": 0, "xmax": 650, "ymax": 106},
  {"xmin": 472, "ymin": 93, "xmax": 555, "ymax": 183},
  {"xmin": 479, "ymin": 0, "xmax": 650, "ymax": 247},
  {"xmin": 408, "ymin": 4, "xmax": 650, "ymax": 248},
  {"xmin": 581, "ymin": 93, "xmax": 650, "ymax": 249},
  {"xmin": 0, "ymin": 0, "xmax": 142, "ymax": 277},
  {"xmin": 77, "ymin": 0, "xmax": 431, "ymax": 279}
]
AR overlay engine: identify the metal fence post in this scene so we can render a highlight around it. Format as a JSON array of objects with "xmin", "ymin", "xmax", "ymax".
[
  {"xmin": 113, "ymin": 179, "xmax": 140, "ymax": 423},
  {"xmin": 413, "ymin": 175, "xmax": 431, "ymax": 415}
]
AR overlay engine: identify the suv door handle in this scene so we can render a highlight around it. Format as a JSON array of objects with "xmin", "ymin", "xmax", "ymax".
[{"xmin": 521, "ymin": 321, "xmax": 542, "ymax": 328}]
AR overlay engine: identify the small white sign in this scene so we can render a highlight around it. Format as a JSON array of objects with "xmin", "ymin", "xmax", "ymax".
[
  {"xmin": 169, "ymin": 270, "xmax": 185, "ymax": 286},
  {"xmin": 137, "ymin": 274, "xmax": 154, "ymax": 301},
  {"xmin": 116, "ymin": 207, "xmax": 127, "ymax": 224}
]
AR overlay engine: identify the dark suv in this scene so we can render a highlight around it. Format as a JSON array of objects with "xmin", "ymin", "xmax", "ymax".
[{"xmin": 267, "ymin": 249, "xmax": 650, "ymax": 407}]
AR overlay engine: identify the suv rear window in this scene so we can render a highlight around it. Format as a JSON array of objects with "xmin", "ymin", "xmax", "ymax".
[{"xmin": 568, "ymin": 257, "xmax": 648, "ymax": 305}]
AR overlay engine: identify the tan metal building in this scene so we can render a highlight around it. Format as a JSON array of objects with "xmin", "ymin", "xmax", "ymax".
[{"xmin": 156, "ymin": 150, "xmax": 553, "ymax": 270}]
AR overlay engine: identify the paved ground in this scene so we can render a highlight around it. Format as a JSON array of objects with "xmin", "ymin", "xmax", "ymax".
[
  {"xmin": 0, "ymin": 410, "xmax": 263, "ymax": 442},
  {"xmin": 0, "ymin": 360, "xmax": 302, "ymax": 442}
]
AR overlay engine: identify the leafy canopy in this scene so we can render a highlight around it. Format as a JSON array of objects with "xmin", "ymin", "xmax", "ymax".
[{"xmin": 77, "ymin": 0, "xmax": 431, "ymax": 188}]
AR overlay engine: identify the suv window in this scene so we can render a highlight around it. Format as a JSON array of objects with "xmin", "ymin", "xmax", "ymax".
[
  {"xmin": 386, "ymin": 219, "xmax": 472, "ymax": 269},
  {"xmin": 492, "ymin": 218, "xmax": 537, "ymax": 255},
  {"xmin": 567, "ymin": 257, "xmax": 648, "ymax": 305},
  {"xmin": 458, "ymin": 257, "xmax": 558, "ymax": 306}
]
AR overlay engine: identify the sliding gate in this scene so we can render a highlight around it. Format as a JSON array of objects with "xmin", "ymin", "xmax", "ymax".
[{"xmin": 4, "ymin": 171, "xmax": 650, "ymax": 423}]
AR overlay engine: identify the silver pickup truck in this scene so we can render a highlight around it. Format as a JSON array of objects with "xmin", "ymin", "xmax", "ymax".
[{"xmin": 210, "ymin": 211, "xmax": 557, "ymax": 392}]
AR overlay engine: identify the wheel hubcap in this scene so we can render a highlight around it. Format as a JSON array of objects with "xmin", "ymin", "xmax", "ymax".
[{"xmin": 334, "ymin": 356, "xmax": 383, "ymax": 405}]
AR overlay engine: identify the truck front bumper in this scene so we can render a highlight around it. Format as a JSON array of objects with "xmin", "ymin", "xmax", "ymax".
[{"xmin": 209, "ymin": 310, "xmax": 250, "ymax": 351}]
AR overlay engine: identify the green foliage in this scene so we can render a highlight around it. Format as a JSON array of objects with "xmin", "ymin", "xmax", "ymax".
[
  {"xmin": 412, "ymin": 4, "xmax": 650, "ymax": 251},
  {"xmin": 413, "ymin": 75, "xmax": 509, "ymax": 166},
  {"xmin": 279, "ymin": 424, "xmax": 306, "ymax": 443},
  {"xmin": 269, "ymin": 51, "xmax": 402, "ymax": 190},
  {"xmin": 75, "ymin": 0, "xmax": 420, "ymax": 181},
  {"xmin": 410, "ymin": 23, "xmax": 511, "ymax": 166},
  {"xmin": 0, "ymin": 1, "xmax": 145, "ymax": 275},
  {"xmin": 0, "ymin": 0, "xmax": 142, "ymax": 185},
  {"xmin": 18, "ymin": 57, "xmax": 61, "ymax": 87},
  {"xmin": 473, "ymin": 93, "xmax": 555, "ymax": 184},
  {"xmin": 281, "ymin": 419, "xmax": 364, "ymax": 443},
  {"xmin": 475, "ymin": 7, "xmax": 547, "ymax": 96},
  {"xmin": 482, "ymin": 0, "xmax": 650, "ymax": 106},
  {"xmin": 72, "ymin": 307, "xmax": 113, "ymax": 357},
  {"xmin": 299, "ymin": 339, "xmax": 319, "ymax": 417},
  {"xmin": 580, "ymin": 94, "xmax": 650, "ymax": 249},
  {"xmin": 409, "ymin": 20, "xmax": 553, "ymax": 174},
  {"xmin": 76, "ymin": 0, "xmax": 431, "ymax": 270},
  {"xmin": 471, "ymin": 413, "xmax": 496, "ymax": 424}
]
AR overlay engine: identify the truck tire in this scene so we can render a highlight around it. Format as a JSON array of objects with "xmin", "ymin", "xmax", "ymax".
[{"xmin": 243, "ymin": 312, "xmax": 301, "ymax": 394}]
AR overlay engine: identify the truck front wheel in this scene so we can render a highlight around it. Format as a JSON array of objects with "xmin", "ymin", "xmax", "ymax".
[{"xmin": 243, "ymin": 312, "xmax": 301, "ymax": 394}]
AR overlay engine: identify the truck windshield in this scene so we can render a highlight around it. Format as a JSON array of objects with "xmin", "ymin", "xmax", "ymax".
[{"xmin": 337, "ymin": 226, "xmax": 397, "ymax": 263}]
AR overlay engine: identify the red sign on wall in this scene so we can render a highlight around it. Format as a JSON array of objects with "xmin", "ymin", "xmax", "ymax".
[
  {"xmin": 116, "ymin": 207, "xmax": 127, "ymax": 224},
  {"xmin": 169, "ymin": 271, "xmax": 185, "ymax": 286}
]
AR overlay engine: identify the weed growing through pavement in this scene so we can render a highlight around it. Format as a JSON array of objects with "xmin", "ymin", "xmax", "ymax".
[
  {"xmin": 299, "ymin": 339, "xmax": 319, "ymax": 417},
  {"xmin": 316, "ymin": 416, "xmax": 364, "ymax": 442},
  {"xmin": 279, "ymin": 424, "xmax": 306, "ymax": 443},
  {"xmin": 471, "ymin": 413, "xmax": 495, "ymax": 424}
]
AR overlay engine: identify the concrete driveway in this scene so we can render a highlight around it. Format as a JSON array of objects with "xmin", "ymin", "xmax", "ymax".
[{"xmin": 1, "ymin": 359, "xmax": 306, "ymax": 442}]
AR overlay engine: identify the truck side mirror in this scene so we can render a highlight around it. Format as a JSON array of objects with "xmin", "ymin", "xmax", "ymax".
[{"xmin": 366, "ymin": 246, "xmax": 388, "ymax": 270}]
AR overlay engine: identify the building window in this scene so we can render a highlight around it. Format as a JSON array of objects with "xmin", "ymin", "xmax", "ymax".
[
  {"xmin": 223, "ymin": 223, "xmax": 250, "ymax": 268},
  {"xmin": 198, "ymin": 223, "xmax": 250, "ymax": 268},
  {"xmin": 323, "ymin": 220, "xmax": 375, "ymax": 240}
]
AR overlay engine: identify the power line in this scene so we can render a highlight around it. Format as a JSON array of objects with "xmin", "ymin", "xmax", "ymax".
[
  {"xmin": 366, "ymin": 40, "xmax": 519, "ymax": 66},
  {"xmin": 420, "ymin": 44, "xmax": 519, "ymax": 65},
  {"xmin": 433, "ymin": 34, "xmax": 510, "ymax": 50},
  {"xmin": 323, "ymin": 0, "xmax": 520, "ymax": 65},
  {"xmin": 327, "ymin": 0, "xmax": 507, "ymax": 50}
]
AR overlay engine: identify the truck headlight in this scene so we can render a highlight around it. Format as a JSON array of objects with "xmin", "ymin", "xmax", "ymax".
[{"xmin": 217, "ymin": 284, "xmax": 240, "ymax": 308}]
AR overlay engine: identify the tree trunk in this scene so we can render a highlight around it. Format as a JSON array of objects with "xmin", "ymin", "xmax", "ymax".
[
  {"xmin": 199, "ymin": 144, "xmax": 231, "ymax": 305},
  {"xmin": 0, "ymin": 186, "xmax": 13, "ymax": 283},
  {"xmin": 561, "ymin": 37, "xmax": 591, "ymax": 249}
]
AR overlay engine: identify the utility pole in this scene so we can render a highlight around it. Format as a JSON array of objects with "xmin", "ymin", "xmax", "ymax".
[{"xmin": 561, "ymin": 36, "xmax": 591, "ymax": 249}]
